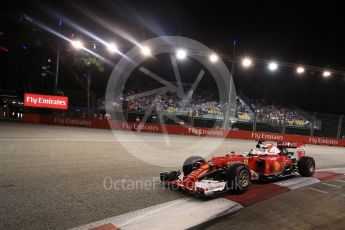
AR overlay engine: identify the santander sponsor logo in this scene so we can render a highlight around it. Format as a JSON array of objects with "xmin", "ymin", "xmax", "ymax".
[
  {"xmin": 308, "ymin": 137, "xmax": 339, "ymax": 145},
  {"xmin": 205, "ymin": 182, "xmax": 226, "ymax": 191},
  {"xmin": 251, "ymin": 132, "xmax": 284, "ymax": 141}
]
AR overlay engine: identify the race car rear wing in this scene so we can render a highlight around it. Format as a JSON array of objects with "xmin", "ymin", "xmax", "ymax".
[
  {"xmin": 277, "ymin": 142, "xmax": 306, "ymax": 159},
  {"xmin": 277, "ymin": 142, "xmax": 298, "ymax": 148}
]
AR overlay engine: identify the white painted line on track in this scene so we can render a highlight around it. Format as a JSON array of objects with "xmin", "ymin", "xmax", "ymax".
[
  {"xmin": 322, "ymin": 182, "xmax": 342, "ymax": 189},
  {"xmin": 316, "ymin": 168, "xmax": 345, "ymax": 174},
  {"xmin": 308, "ymin": 187, "xmax": 329, "ymax": 194},
  {"xmin": 0, "ymin": 138, "xmax": 116, "ymax": 142},
  {"xmin": 70, "ymin": 197, "xmax": 243, "ymax": 230},
  {"xmin": 335, "ymin": 179, "xmax": 345, "ymax": 183},
  {"xmin": 0, "ymin": 138, "xmax": 229, "ymax": 144},
  {"xmin": 274, "ymin": 168, "xmax": 345, "ymax": 190},
  {"xmin": 274, "ymin": 177, "xmax": 320, "ymax": 190}
]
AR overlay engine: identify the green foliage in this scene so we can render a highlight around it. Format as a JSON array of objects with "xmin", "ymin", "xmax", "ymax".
[{"xmin": 74, "ymin": 54, "xmax": 105, "ymax": 74}]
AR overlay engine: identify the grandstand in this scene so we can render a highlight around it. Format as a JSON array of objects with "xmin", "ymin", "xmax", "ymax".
[
  {"xmin": 1, "ymin": 85, "xmax": 340, "ymax": 139},
  {"xmin": 95, "ymin": 87, "xmax": 317, "ymax": 130}
]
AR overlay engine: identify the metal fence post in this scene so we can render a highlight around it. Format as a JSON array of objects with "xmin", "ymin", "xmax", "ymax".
[
  {"xmin": 189, "ymin": 109, "xmax": 195, "ymax": 126},
  {"xmin": 253, "ymin": 110, "xmax": 257, "ymax": 132},
  {"xmin": 337, "ymin": 115, "xmax": 343, "ymax": 139},
  {"xmin": 310, "ymin": 112, "xmax": 316, "ymax": 136},
  {"xmin": 282, "ymin": 110, "xmax": 287, "ymax": 134}
]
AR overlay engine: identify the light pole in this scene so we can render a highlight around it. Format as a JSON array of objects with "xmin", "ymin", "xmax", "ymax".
[
  {"xmin": 223, "ymin": 39, "xmax": 237, "ymax": 129},
  {"xmin": 54, "ymin": 19, "xmax": 62, "ymax": 95},
  {"xmin": 21, "ymin": 14, "xmax": 62, "ymax": 95}
]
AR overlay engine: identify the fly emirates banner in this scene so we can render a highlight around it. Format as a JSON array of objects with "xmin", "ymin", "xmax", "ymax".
[{"xmin": 24, "ymin": 93, "xmax": 68, "ymax": 110}]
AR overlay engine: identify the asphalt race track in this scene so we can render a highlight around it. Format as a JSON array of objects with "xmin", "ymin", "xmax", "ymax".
[
  {"xmin": 203, "ymin": 178, "xmax": 345, "ymax": 230},
  {"xmin": 1, "ymin": 121, "xmax": 345, "ymax": 230}
]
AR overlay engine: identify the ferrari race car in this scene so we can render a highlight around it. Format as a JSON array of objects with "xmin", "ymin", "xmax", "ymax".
[{"xmin": 160, "ymin": 141, "xmax": 315, "ymax": 196}]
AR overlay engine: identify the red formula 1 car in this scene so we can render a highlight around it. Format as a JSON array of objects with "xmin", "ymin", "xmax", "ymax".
[{"xmin": 160, "ymin": 141, "xmax": 315, "ymax": 196}]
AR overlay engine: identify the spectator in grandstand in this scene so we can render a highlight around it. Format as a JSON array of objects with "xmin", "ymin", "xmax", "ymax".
[
  {"xmin": 105, "ymin": 113, "xmax": 111, "ymax": 120},
  {"xmin": 135, "ymin": 116, "xmax": 140, "ymax": 122},
  {"xmin": 151, "ymin": 115, "xmax": 157, "ymax": 123},
  {"xmin": 104, "ymin": 87, "xmax": 310, "ymax": 129}
]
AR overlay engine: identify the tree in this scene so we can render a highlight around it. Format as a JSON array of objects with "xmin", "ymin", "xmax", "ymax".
[{"xmin": 74, "ymin": 54, "xmax": 104, "ymax": 116}]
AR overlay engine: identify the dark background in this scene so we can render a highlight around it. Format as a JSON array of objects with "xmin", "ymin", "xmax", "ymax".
[{"xmin": 0, "ymin": 0, "xmax": 344, "ymax": 113}]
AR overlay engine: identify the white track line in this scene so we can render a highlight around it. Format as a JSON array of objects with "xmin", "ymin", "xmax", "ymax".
[
  {"xmin": 70, "ymin": 197, "xmax": 242, "ymax": 230},
  {"xmin": 322, "ymin": 182, "xmax": 342, "ymax": 189},
  {"xmin": 335, "ymin": 179, "xmax": 345, "ymax": 183},
  {"xmin": 0, "ymin": 138, "xmax": 229, "ymax": 143},
  {"xmin": 0, "ymin": 138, "xmax": 115, "ymax": 142},
  {"xmin": 275, "ymin": 168, "xmax": 345, "ymax": 190},
  {"xmin": 275, "ymin": 177, "xmax": 320, "ymax": 190},
  {"xmin": 316, "ymin": 168, "xmax": 345, "ymax": 174},
  {"xmin": 308, "ymin": 187, "xmax": 329, "ymax": 194}
]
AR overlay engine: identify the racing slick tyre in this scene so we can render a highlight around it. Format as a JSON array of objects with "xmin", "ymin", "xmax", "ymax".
[
  {"xmin": 226, "ymin": 163, "xmax": 251, "ymax": 194},
  {"xmin": 298, "ymin": 156, "xmax": 315, "ymax": 177},
  {"xmin": 183, "ymin": 156, "xmax": 206, "ymax": 175},
  {"xmin": 160, "ymin": 171, "xmax": 180, "ymax": 182}
]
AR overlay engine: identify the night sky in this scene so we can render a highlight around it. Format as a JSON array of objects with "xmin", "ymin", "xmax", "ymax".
[{"xmin": 1, "ymin": 0, "xmax": 345, "ymax": 114}]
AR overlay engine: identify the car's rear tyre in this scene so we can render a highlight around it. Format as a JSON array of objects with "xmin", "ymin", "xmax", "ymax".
[
  {"xmin": 226, "ymin": 163, "xmax": 251, "ymax": 194},
  {"xmin": 183, "ymin": 156, "xmax": 206, "ymax": 175},
  {"xmin": 298, "ymin": 156, "xmax": 315, "ymax": 177}
]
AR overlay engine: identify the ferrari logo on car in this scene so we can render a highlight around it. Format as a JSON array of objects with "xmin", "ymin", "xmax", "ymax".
[
  {"xmin": 201, "ymin": 164, "xmax": 209, "ymax": 169},
  {"xmin": 274, "ymin": 161, "xmax": 281, "ymax": 171}
]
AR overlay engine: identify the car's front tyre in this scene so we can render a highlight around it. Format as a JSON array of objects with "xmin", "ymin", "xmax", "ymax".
[
  {"xmin": 226, "ymin": 163, "xmax": 251, "ymax": 194},
  {"xmin": 182, "ymin": 156, "xmax": 206, "ymax": 175},
  {"xmin": 160, "ymin": 171, "xmax": 180, "ymax": 181}
]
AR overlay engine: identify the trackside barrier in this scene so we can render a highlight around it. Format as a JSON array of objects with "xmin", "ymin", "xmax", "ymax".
[{"xmin": 22, "ymin": 114, "xmax": 345, "ymax": 147}]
